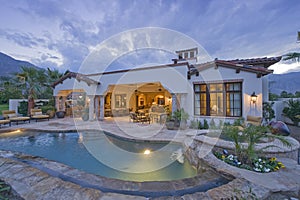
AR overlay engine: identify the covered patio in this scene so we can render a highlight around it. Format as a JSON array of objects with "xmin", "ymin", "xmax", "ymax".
[{"xmin": 52, "ymin": 61, "xmax": 191, "ymax": 122}]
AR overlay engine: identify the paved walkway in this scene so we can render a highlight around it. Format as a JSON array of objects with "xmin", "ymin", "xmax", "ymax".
[{"xmin": 0, "ymin": 117, "xmax": 300, "ymax": 199}]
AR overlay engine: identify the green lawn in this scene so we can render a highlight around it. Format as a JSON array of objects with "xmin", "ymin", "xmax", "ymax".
[{"xmin": 0, "ymin": 104, "xmax": 9, "ymax": 115}]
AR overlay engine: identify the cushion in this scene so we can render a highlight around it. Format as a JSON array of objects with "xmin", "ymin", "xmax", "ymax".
[
  {"xmin": 34, "ymin": 112, "xmax": 43, "ymax": 115},
  {"xmin": 7, "ymin": 114, "xmax": 17, "ymax": 118}
]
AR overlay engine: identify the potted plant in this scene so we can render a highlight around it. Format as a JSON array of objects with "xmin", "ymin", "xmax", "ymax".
[
  {"xmin": 174, "ymin": 108, "xmax": 189, "ymax": 129},
  {"xmin": 165, "ymin": 113, "xmax": 177, "ymax": 130},
  {"xmin": 56, "ymin": 110, "xmax": 65, "ymax": 118},
  {"xmin": 166, "ymin": 109, "xmax": 189, "ymax": 130},
  {"xmin": 81, "ymin": 107, "xmax": 89, "ymax": 121}
]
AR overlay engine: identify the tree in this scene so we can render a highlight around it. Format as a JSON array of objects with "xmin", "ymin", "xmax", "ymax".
[
  {"xmin": 280, "ymin": 91, "xmax": 289, "ymax": 98},
  {"xmin": 0, "ymin": 76, "xmax": 23, "ymax": 103},
  {"xmin": 295, "ymin": 91, "xmax": 300, "ymax": 98},
  {"xmin": 16, "ymin": 67, "xmax": 47, "ymax": 115},
  {"xmin": 39, "ymin": 68, "xmax": 64, "ymax": 99},
  {"xmin": 269, "ymin": 93, "xmax": 279, "ymax": 101},
  {"xmin": 282, "ymin": 31, "xmax": 300, "ymax": 62},
  {"xmin": 282, "ymin": 52, "xmax": 300, "ymax": 62}
]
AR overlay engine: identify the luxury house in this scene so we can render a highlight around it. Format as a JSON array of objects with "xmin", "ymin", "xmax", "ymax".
[{"xmin": 52, "ymin": 48, "xmax": 281, "ymax": 124}]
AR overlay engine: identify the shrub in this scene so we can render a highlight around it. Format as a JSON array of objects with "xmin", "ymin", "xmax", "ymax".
[
  {"xmin": 223, "ymin": 124, "xmax": 291, "ymax": 165},
  {"xmin": 209, "ymin": 118, "xmax": 217, "ymax": 129},
  {"xmin": 282, "ymin": 99, "xmax": 300, "ymax": 126},
  {"xmin": 18, "ymin": 101, "xmax": 28, "ymax": 116},
  {"xmin": 203, "ymin": 119, "xmax": 209, "ymax": 129},
  {"xmin": 233, "ymin": 117, "xmax": 245, "ymax": 126},
  {"xmin": 189, "ymin": 119, "xmax": 198, "ymax": 129},
  {"xmin": 263, "ymin": 102, "xmax": 275, "ymax": 124},
  {"xmin": 198, "ymin": 120, "xmax": 203, "ymax": 129}
]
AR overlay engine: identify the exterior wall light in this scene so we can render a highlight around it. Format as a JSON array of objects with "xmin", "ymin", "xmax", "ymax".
[{"xmin": 251, "ymin": 92, "xmax": 257, "ymax": 104}]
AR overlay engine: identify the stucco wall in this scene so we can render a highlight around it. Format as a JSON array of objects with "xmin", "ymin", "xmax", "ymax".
[{"xmin": 189, "ymin": 65, "xmax": 264, "ymax": 120}]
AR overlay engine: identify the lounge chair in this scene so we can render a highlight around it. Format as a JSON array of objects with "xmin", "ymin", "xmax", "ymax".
[
  {"xmin": 30, "ymin": 109, "xmax": 50, "ymax": 122},
  {"xmin": 0, "ymin": 117, "xmax": 11, "ymax": 128},
  {"xmin": 2, "ymin": 110, "xmax": 30, "ymax": 125}
]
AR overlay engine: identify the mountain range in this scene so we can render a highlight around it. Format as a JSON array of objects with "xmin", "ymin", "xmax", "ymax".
[
  {"xmin": 0, "ymin": 52, "xmax": 299, "ymax": 94},
  {"xmin": 0, "ymin": 52, "xmax": 41, "ymax": 76},
  {"xmin": 268, "ymin": 72, "xmax": 300, "ymax": 95}
]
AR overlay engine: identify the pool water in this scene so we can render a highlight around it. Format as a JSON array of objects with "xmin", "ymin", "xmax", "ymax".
[{"xmin": 0, "ymin": 130, "xmax": 197, "ymax": 181}]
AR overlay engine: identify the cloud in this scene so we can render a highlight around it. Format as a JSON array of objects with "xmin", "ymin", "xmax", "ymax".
[
  {"xmin": 0, "ymin": 29, "xmax": 46, "ymax": 48},
  {"xmin": 1, "ymin": 0, "xmax": 300, "ymax": 73}
]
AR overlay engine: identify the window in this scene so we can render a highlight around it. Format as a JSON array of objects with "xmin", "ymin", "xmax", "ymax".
[
  {"xmin": 115, "ymin": 94, "xmax": 127, "ymax": 108},
  {"xmin": 194, "ymin": 82, "xmax": 242, "ymax": 117}
]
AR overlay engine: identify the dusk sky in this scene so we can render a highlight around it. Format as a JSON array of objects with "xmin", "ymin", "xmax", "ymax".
[{"xmin": 0, "ymin": 0, "xmax": 300, "ymax": 74}]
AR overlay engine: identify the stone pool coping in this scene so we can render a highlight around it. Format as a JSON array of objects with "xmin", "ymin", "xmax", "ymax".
[
  {"xmin": 0, "ymin": 150, "xmax": 231, "ymax": 199},
  {"xmin": 0, "ymin": 118, "xmax": 300, "ymax": 199}
]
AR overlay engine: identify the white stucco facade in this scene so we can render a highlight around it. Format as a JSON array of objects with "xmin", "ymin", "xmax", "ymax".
[{"xmin": 53, "ymin": 56, "xmax": 277, "ymax": 122}]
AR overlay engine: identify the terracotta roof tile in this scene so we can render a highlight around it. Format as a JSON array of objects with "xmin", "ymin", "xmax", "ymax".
[{"xmin": 193, "ymin": 56, "xmax": 281, "ymax": 77}]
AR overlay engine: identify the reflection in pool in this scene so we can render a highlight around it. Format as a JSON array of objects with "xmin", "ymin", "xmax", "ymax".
[{"xmin": 0, "ymin": 130, "xmax": 197, "ymax": 181}]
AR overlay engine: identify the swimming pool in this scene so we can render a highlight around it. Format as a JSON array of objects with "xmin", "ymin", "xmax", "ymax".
[{"xmin": 0, "ymin": 130, "xmax": 197, "ymax": 181}]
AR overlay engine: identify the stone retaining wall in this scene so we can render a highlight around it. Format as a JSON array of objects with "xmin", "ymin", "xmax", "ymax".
[
  {"xmin": 186, "ymin": 135, "xmax": 300, "ymax": 161},
  {"xmin": 183, "ymin": 135, "xmax": 300, "ymax": 199}
]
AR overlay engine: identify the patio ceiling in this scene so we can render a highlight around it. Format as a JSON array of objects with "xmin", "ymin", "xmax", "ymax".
[{"xmin": 105, "ymin": 82, "xmax": 165, "ymax": 94}]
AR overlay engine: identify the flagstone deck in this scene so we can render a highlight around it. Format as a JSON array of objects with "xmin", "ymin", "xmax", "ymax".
[{"xmin": 0, "ymin": 117, "xmax": 300, "ymax": 199}]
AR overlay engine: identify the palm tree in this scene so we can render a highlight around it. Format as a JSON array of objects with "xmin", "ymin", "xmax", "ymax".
[
  {"xmin": 282, "ymin": 52, "xmax": 300, "ymax": 62},
  {"xmin": 46, "ymin": 67, "xmax": 64, "ymax": 84},
  {"xmin": 282, "ymin": 31, "xmax": 300, "ymax": 62},
  {"xmin": 16, "ymin": 67, "xmax": 47, "ymax": 115}
]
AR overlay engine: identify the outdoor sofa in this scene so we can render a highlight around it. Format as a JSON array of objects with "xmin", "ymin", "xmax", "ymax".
[
  {"xmin": 30, "ymin": 109, "xmax": 50, "ymax": 122},
  {"xmin": 2, "ymin": 110, "xmax": 30, "ymax": 125}
]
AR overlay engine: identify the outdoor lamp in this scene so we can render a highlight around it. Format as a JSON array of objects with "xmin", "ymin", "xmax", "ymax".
[{"xmin": 251, "ymin": 92, "xmax": 257, "ymax": 104}]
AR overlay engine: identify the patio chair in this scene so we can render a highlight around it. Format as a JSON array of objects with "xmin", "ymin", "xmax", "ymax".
[
  {"xmin": 30, "ymin": 109, "xmax": 50, "ymax": 122},
  {"xmin": 129, "ymin": 112, "xmax": 140, "ymax": 123},
  {"xmin": 2, "ymin": 110, "xmax": 30, "ymax": 125},
  {"xmin": 246, "ymin": 115, "xmax": 262, "ymax": 126}
]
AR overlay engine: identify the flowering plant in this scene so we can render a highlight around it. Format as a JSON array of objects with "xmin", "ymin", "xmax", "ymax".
[{"xmin": 214, "ymin": 150, "xmax": 285, "ymax": 173}]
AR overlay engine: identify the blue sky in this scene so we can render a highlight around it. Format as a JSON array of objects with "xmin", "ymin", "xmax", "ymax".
[{"xmin": 0, "ymin": 0, "xmax": 299, "ymax": 74}]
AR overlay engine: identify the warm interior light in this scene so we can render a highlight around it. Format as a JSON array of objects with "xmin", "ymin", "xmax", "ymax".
[{"xmin": 143, "ymin": 149, "xmax": 151, "ymax": 155}]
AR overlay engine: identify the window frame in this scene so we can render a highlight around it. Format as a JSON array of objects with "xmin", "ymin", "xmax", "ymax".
[
  {"xmin": 115, "ymin": 94, "xmax": 127, "ymax": 108},
  {"xmin": 194, "ymin": 81, "xmax": 242, "ymax": 117}
]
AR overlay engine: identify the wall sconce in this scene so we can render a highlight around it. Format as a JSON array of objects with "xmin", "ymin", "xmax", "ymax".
[{"xmin": 251, "ymin": 92, "xmax": 257, "ymax": 104}]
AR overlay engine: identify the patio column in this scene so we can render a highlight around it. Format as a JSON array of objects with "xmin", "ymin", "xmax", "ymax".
[
  {"xmin": 88, "ymin": 95, "xmax": 95, "ymax": 121},
  {"xmin": 99, "ymin": 95, "xmax": 105, "ymax": 121},
  {"xmin": 95, "ymin": 96, "xmax": 100, "ymax": 120},
  {"xmin": 171, "ymin": 93, "xmax": 178, "ymax": 113},
  {"xmin": 55, "ymin": 96, "xmax": 60, "ymax": 111},
  {"xmin": 180, "ymin": 93, "xmax": 186, "ymax": 110},
  {"xmin": 61, "ymin": 96, "xmax": 67, "ymax": 111}
]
